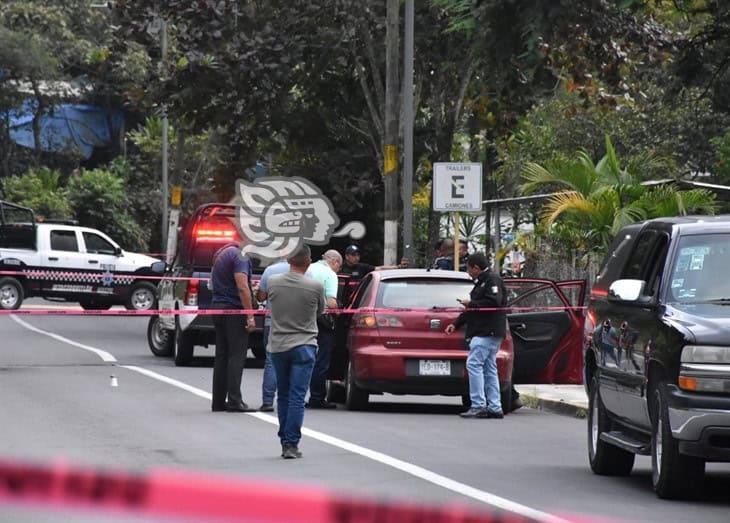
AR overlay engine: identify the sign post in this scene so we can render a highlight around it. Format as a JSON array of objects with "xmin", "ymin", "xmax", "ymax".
[{"xmin": 433, "ymin": 163, "xmax": 483, "ymax": 271}]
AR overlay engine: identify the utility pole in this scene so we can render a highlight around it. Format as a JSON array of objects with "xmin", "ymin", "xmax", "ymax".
[
  {"xmin": 402, "ymin": 0, "xmax": 414, "ymax": 262},
  {"xmin": 383, "ymin": 0, "xmax": 400, "ymax": 265},
  {"xmin": 160, "ymin": 18, "xmax": 169, "ymax": 251}
]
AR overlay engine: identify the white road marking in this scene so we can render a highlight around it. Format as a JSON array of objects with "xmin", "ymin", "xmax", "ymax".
[
  {"xmin": 13, "ymin": 320, "xmax": 567, "ymax": 523},
  {"xmin": 9, "ymin": 315, "xmax": 117, "ymax": 362}
]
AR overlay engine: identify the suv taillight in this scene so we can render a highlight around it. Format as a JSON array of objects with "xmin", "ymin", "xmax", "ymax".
[
  {"xmin": 354, "ymin": 314, "xmax": 404, "ymax": 329},
  {"xmin": 186, "ymin": 278, "xmax": 199, "ymax": 306}
]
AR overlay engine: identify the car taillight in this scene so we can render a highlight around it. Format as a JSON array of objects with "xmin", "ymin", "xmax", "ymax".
[
  {"xmin": 194, "ymin": 227, "xmax": 237, "ymax": 242},
  {"xmin": 186, "ymin": 279, "xmax": 199, "ymax": 306},
  {"xmin": 354, "ymin": 314, "xmax": 404, "ymax": 329}
]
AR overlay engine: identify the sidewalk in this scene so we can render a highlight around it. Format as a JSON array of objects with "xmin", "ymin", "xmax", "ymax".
[{"xmin": 514, "ymin": 385, "xmax": 588, "ymax": 418}]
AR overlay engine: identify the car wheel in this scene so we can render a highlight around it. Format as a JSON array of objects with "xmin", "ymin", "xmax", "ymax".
[
  {"xmin": 327, "ymin": 380, "xmax": 346, "ymax": 404},
  {"xmin": 587, "ymin": 376, "xmax": 635, "ymax": 476},
  {"xmin": 0, "ymin": 277, "xmax": 23, "ymax": 310},
  {"xmin": 174, "ymin": 321, "xmax": 194, "ymax": 366},
  {"xmin": 344, "ymin": 359, "xmax": 368, "ymax": 411},
  {"xmin": 147, "ymin": 316, "xmax": 174, "ymax": 357},
  {"xmin": 651, "ymin": 383, "xmax": 705, "ymax": 499},
  {"xmin": 125, "ymin": 282, "xmax": 157, "ymax": 311},
  {"xmin": 79, "ymin": 299, "xmax": 112, "ymax": 310}
]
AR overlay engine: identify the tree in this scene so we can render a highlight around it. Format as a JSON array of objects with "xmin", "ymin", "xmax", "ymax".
[
  {"xmin": 522, "ymin": 136, "xmax": 717, "ymax": 254},
  {"xmin": 2, "ymin": 167, "xmax": 72, "ymax": 220}
]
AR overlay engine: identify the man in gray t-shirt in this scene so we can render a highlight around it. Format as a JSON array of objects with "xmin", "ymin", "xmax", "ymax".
[{"xmin": 268, "ymin": 245, "xmax": 324, "ymax": 459}]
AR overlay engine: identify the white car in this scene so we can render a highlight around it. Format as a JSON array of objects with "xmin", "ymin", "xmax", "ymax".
[{"xmin": 0, "ymin": 201, "xmax": 163, "ymax": 310}]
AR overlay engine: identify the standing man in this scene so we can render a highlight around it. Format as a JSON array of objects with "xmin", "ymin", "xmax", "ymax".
[
  {"xmin": 433, "ymin": 238, "xmax": 455, "ymax": 270},
  {"xmin": 210, "ymin": 242, "xmax": 256, "ymax": 412},
  {"xmin": 340, "ymin": 245, "xmax": 409, "ymax": 281},
  {"xmin": 305, "ymin": 250, "xmax": 342, "ymax": 409},
  {"xmin": 268, "ymin": 245, "xmax": 324, "ymax": 459},
  {"xmin": 445, "ymin": 253, "xmax": 506, "ymax": 419},
  {"xmin": 256, "ymin": 258, "xmax": 290, "ymax": 412},
  {"xmin": 458, "ymin": 240, "xmax": 469, "ymax": 272}
]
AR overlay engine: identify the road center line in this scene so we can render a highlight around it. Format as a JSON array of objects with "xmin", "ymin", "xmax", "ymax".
[
  {"xmin": 9, "ymin": 315, "xmax": 117, "ymax": 363},
  {"xmin": 13, "ymin": 317, "xmax": 567, "ymax": 523}
]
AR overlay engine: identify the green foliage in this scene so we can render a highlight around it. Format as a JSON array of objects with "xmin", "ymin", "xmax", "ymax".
[
  {"xmin": 2, "ymin": 167, "xmax": 72, "ymax": 220},
  {"xmin": 711, "ymin": 131, "xmax": 730, "ymax": 185},
  {"xmin": 66, "ymin": 168, "xmax": 148, "ymax": 251}
]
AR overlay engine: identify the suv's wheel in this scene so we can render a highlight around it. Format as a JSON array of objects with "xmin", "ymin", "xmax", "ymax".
[
  {"xmin": 125, "ymin": 282, "xmax": 157, "ymax": 311},
  {"xmin": 344, "ymin": 359, "xmax": 368, "ymax": 410},
  {"xmin": 651, "ymin": 383, "xmax": 705, "ymax": 499},
  {"xmin": 0, "ymin": 277, "xmax": 23, "ymax": 310},
  {"xmin": 79, "ymin": 299, "xmax": 112, "ymax": 310},
  {"xmin": 174, "ymin": 321, "xmax": 194, "ymax": 366},
  {"xmin": 588, "ymin": 376, "xmax": 635, "ymax": 475},
  {"xmin": 147, "ymin": 316, "xmax": 174, "ymax": 357}
]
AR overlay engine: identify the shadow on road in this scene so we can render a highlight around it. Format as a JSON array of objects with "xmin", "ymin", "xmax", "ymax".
[{"xmin": 624, "ymin": 470, "xmax": 730, "ymax": 504}]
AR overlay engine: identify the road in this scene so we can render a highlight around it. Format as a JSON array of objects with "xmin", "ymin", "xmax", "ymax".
[{"xmin": 1, "ymin": 308, "xmax": 729, "ymax": 523}]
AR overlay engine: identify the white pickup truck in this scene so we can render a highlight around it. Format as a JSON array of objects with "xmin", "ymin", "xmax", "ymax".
[{"xmin": 0, "ymin": 200, "xmax": 163, "ymax": 311}]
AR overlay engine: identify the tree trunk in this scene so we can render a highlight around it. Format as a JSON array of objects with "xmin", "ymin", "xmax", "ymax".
[
  {"xmin": 31, "ymin": 81, "xmax": 45, "ymax": 162},
  {"xmin": 383, "ymin": 0, "xmax": 400, "ymax": 265}
]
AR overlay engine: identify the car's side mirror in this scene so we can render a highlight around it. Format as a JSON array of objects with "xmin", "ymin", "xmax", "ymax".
[
  {"xmin": 114, "ymin": 246, "xmax": 122, "ymax": 256},
  {"xmin": 608, "ymin": 279, "xmax": 645, "ymax": 302},
  {"xmin": 150, "ymin": 261, "xmax": 166, "ymax": 274}
]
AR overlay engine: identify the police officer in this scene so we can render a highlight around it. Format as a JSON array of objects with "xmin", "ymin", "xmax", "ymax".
[{"xmin": 340, "ymin": 245, "xmax": 409, "ymax": 280}]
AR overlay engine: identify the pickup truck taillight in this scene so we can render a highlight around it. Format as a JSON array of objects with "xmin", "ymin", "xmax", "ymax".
[{"xmin": 186, "ymin": 279, "xmax": 199, "ymax": 306}]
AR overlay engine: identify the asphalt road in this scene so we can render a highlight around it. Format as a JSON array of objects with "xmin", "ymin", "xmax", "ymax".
[{"xmin": 1, "ymin": 308, "xmax": 729, "ymax": 523}]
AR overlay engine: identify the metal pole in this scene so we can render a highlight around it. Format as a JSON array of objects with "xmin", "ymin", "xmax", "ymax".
[
  {"xmin": 453, "ymin": 211, "xmax": 460, "ymax": 271},
  {"xmin": 402, "ymin": 0, "xmax": 414, "ymax": 262},
  {"xmin": 161, "ymin": 18, "xmax": 169, "ymax": 250}
]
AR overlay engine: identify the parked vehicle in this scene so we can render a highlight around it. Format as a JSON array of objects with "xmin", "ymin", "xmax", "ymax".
[
  {"xmin": 585, "ymin": 216, "xmax": 730, "ymax": 499},
  {"xmin": 148, "ymin": 203, "xmax": 265, "ymax": 366},
  {"xmin": 327, "ymin": 269, "xmax": 585, "ymax": 411},
  {"xmin": 0, "ymin": 200, "xmax": 163, "ymax": 311}
]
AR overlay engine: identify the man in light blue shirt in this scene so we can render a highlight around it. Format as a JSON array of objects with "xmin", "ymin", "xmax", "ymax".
[
  {"xmin": 256, "ymin": 259, "xmax": 290, "ymax": 411},
  {"xmin": 304, "ymin": 249, "xmax": 341, "ymax": 409}
]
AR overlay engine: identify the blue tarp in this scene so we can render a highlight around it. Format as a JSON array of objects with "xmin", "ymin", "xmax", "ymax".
[{"xmin": 6, "ymin": 100, "xmax": 124, "ymax": 159}]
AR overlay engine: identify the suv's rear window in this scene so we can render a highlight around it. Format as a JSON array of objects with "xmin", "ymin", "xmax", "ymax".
[
  {"xmin": 668, "ymin": 233, "xmax": 730, "ymax": 302},
  {"xmin": 377, "ymin": 279, "xmax": 473, "ymax": 308}
]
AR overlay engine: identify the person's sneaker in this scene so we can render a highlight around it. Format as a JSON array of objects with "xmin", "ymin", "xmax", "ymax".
[
  {"xmin": 459, "ymin": 407, "xmax": 487, "ymax": 419},
  {"xmin": 225, "ymin": 401, "xmax": 254, "ymax": 412},
  {"xmin": 281, "ymin": 444, "xmax": 302, "ymax": 459},
  {"xmin": 486, "ymin": 410, "xmax": 504, "ymax": 419},
  {"xmin": 306, "ymin": 400, "xmax": 337, "ymax": 410},
  {"xmin": 259, "ymin": 404, "xmax": 275, "ymax": 412}
]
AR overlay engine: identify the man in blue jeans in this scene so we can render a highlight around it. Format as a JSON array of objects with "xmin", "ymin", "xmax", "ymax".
[
  {"xmin": 267, "ymin": 245, "xmax": 325, "ymax": 459},
  {"xmin": 445, "ymin": 252, "xmax": 506, "ymax": 419},
  {"xmin": 256, "ymin": 258, "xmax": 290, "ymax": 411}
]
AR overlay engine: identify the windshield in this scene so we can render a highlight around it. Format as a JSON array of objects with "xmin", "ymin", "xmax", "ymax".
[
  {"xmin": 668, "ymin": 233, "xmax": 730, "ymax": 303},
  {"xmin": 377, "ymin": 279, "xmax": 473, "ymax": 308}
]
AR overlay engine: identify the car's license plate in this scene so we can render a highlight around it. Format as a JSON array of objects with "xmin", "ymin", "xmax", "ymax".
[{"xmin": 419, "ymin": 360, "xmax": 451, "ymax": 376}]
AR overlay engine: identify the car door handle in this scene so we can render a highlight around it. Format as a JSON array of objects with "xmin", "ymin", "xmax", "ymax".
[
  {"xmin": 48, "ymin": 257, "xmax": 59, "ymax": 261},
  {"xmin": 88, "ymin": 260, "xmax": 99, "ymax": 264},
  {"xmin": 513, "ymin": 323, "xmax": 527, "ymax": 331}
]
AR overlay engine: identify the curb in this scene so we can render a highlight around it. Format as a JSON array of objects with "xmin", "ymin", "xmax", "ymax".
[{"xmin": 519, "ymin": 393, "xmax": 588, "ymax": 419}]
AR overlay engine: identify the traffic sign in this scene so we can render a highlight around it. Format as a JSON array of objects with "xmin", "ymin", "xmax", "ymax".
[{"xmin": 432, "ymin": 163, "xmax": 482, "ymax": 212}]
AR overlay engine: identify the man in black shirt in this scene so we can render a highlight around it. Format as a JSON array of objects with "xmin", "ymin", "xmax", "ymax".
[
  {"xmin": 446, "ymin": 253, "xmax": 506, "ymax": 419},
  {"xmin": 340, "ymin": 245, "xmax": 409, "ymax": 280}
]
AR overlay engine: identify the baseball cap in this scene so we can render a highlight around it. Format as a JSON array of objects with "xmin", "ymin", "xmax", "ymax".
[{"xmin": 345, "ymin": 245, "xmax": 360, "ymax": 255}]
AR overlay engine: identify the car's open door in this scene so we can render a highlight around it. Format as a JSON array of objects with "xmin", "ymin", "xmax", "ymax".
[{"xmin": 505, "ymin": 278, "xmax": 586, "ymax": 384}]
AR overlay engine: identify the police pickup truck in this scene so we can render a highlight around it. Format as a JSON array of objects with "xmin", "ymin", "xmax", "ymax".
[
  {"xmin": 0, "ymin": 200, "xmax": 163, "ymax": 311},
  {"xmin": 147, "ymin": 203, "xmax": 265, "ymax": 366}
]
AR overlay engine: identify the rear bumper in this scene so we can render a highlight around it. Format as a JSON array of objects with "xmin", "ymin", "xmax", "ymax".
[
  {"xmin": 667, "ymin": 385, "xmax": 730, "ymax": 461},
  {"xmin": 352, "ymin": 346, "xmax": 512, "ymax": 396}
]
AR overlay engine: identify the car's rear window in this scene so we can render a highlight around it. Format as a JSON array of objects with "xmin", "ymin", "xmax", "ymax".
[{"xmin": 377, "ymin": 279, "xmax": 473, "ymax": 308}]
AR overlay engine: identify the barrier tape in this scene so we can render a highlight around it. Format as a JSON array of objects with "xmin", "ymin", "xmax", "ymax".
[
  {"xmin": 0, "ymin": 458, "xmax": 547, "ymax": 523},
  {"xmin": 0, "ymin": 305, "xmax": 586, "ymax": 316}
]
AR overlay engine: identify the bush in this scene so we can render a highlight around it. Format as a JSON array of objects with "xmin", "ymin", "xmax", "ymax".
[
  {"xmin": 2, "ymin": 167, "xmax": 73, "ymax": 220},
  {"xmin": 67, "ymin": 168, "xmax": 149, "ymax": 251}
]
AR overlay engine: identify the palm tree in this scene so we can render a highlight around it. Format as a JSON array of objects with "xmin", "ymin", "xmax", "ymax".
[{"xmin": 521, "ymin": 135, "xmax": 716, "ymax": 254}]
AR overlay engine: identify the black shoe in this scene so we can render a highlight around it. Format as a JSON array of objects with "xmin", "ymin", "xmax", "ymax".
[
  {"xmin": 282, "ymin": 444, "xmax": 302, "ymax": 459},
  {"xmin": 459, "ymin": 407, "xmax": 487, "ymax": 418},
  {"xmin": 486, "ymin": 410, "xmax": 504, "ymax": 419},
  {"xmin": 225, "ymin": 401, "xmax": 253, "ymax": 412},
  {"xmin": 212, "ymin": 405, "xmax": 226, "ymax": 412},
  {"xmin": 259, "ymin": 403, "xmax": 275, "ymax": 412},
  {"xmin": 306, "ymin": 400, "xmax": 337, "ymax": 410},
  {"xmin": 511, "ymin": 396, "xmax": 523, "ymax": 412}
]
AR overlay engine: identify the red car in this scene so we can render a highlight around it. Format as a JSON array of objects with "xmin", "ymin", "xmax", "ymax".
[{"xmin": 328, "ymin": 269, "xmax": 585, "ymax": 411}]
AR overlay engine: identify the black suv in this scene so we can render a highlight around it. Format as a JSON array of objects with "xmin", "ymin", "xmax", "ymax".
[
  {"xmin": 146, "ymin": 203, "xmax": 265, "ymax": 365},
  {"xmin": 585, "ymin": 216, "xmax": 730, "ymax": 499}
]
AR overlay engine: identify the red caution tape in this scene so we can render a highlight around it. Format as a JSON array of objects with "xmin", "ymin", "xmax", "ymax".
[
  {"xmin": 0, "ymin": 305, "xmax": 586, "ymax": 316},
  {"xmin": 0, "ymin": 458, "xmax": 546, "ymax": 523}
]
